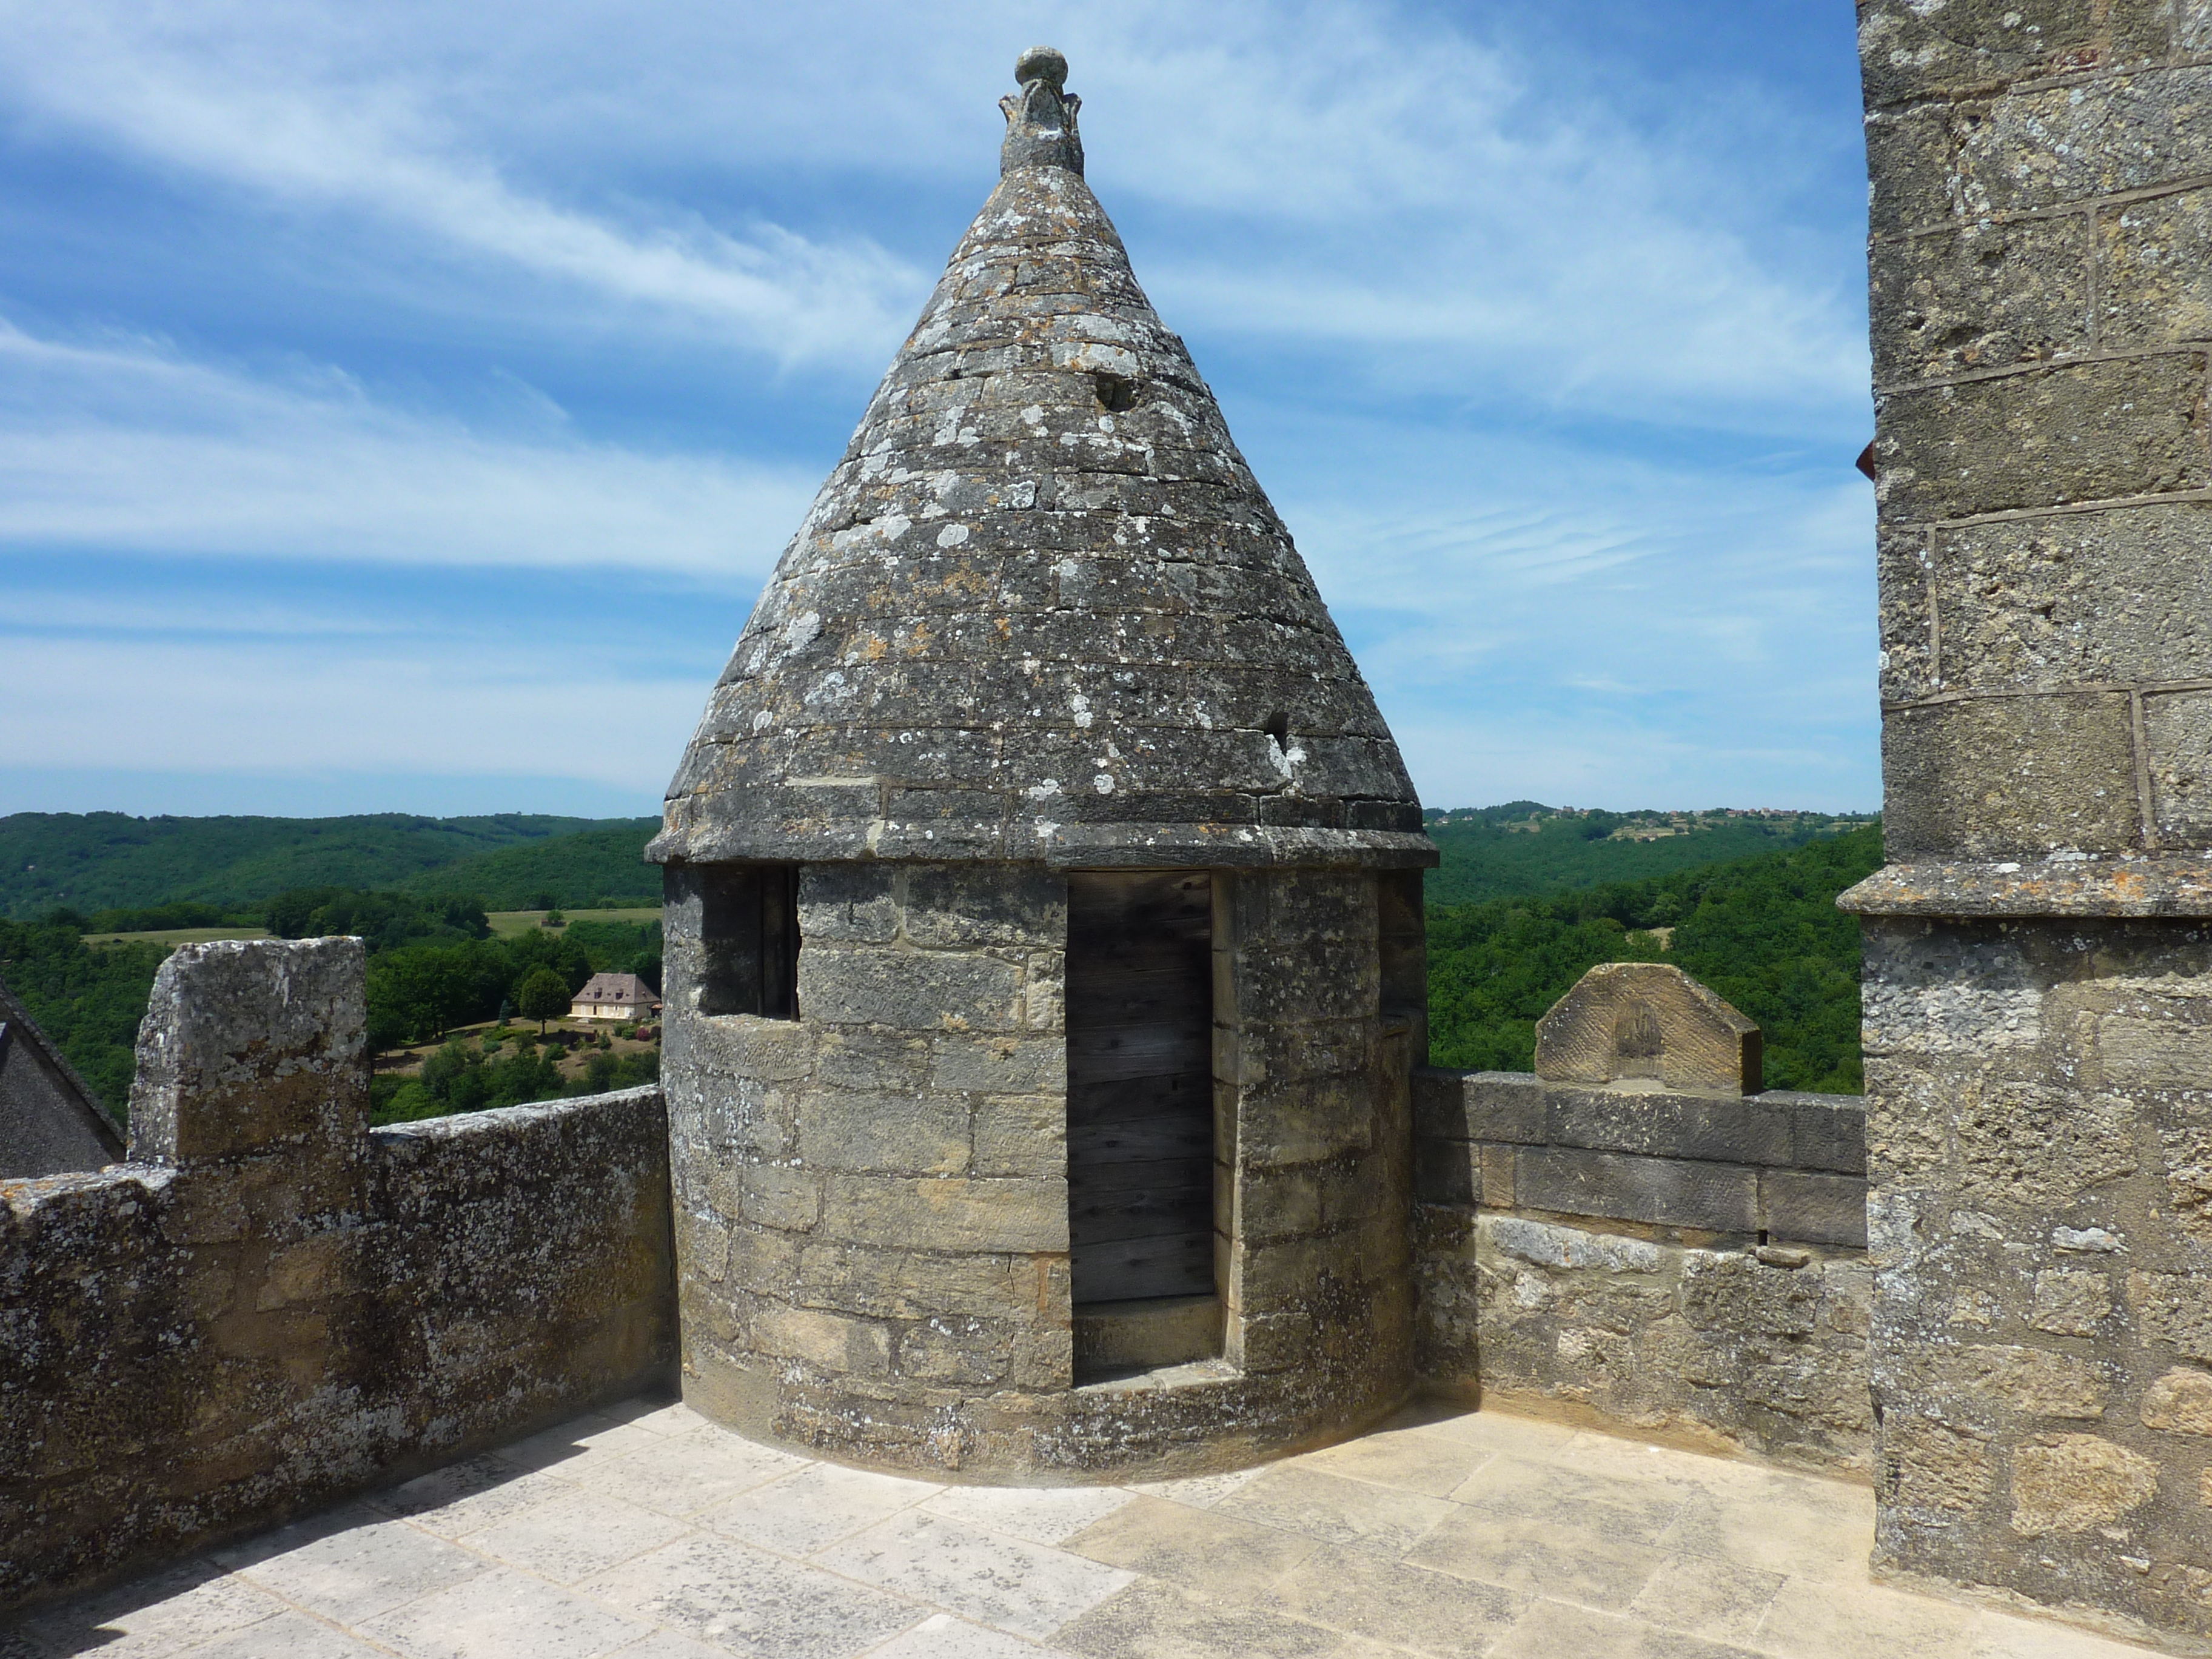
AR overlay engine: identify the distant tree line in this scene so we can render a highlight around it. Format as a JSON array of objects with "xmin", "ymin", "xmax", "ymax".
[
  {"xmin": 2, "ymin": 888, "xmax": 663, "ymax": 1121},
  {"xmin": 1426, "ymin": 825, "xmax": 1881, "ymax": 1094},
  {"xmin": 1423, "ymin": 808, "xmax": 1868, "ymax": 907}
]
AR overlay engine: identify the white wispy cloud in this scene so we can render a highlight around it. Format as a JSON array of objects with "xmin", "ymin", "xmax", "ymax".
[
  {"xmin": 0, "ymin": 0, "xmax": 1880, "ymax": 811},
  {"xmin": 0, "ymin": 635, "xmax": 700, "ymax": 794},
  {"xmin": 0, "ymin": 320, "xmax": 814, "ymax": 575},
  {"xmin": 0, "ymin": 0, "xmax": 1866, "ymax": 418},
  {"xmin": 0, "ymin": 5, "xmax": 925, "ymax": 364}
]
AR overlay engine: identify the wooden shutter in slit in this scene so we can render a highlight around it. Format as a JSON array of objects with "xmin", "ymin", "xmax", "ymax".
[{"xmin": 1065, "ymin": 870, "xmax": 1215, "ymax": 1305}]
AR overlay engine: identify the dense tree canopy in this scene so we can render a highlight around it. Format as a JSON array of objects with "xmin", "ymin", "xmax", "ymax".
[{"xmin": 1426, "ymin": 826, "xmax": 1880, "ymax": 1093}]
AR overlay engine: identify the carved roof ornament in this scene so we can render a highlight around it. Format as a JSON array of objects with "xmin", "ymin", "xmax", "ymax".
[
  {"xmin": 1001, "ymin": 45, "xmax": 1082, "ymax": 176},
  {"xmin": 1535, "ymin": 962, "xmax": 1763, "ymax": 1095}
]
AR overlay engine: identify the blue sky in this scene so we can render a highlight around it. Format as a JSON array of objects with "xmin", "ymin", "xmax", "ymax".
[{"xmin": 0, "ymin": 0, "xmax": 1875, "ymax": 819}]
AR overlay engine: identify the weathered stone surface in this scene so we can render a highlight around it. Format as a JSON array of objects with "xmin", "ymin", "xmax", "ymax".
[
  {"xmin": 1873, "ymin": 353, "xmax": 2211, "ymax": 521},
  {"xmin": 2101, "ymin": 187, "xmax": 2212, "ymax": 350},
  {"xmin": 1775, "ymin": 1092, "xmax": 1870, "ymax": 1175},
  {"xmin": 2133, "ymin": 1270, "xmax": 2212, "ymax": 1361},
  {"xmin": 1936, "ymin": 1344, "xmax": 2114, "ymax": 1420},
  {"xmin": 799, "ymin": 944, "xmax": 1027, "ymax": 1034},
  {"xmin": 2145, "ymin": 689, "xmax": 2212, "ymax": 846},
  {"xmin": 2141, "ymin": 1367, "xmax": 2212, "ymax": 1435},
  {"xmin": 1858, "ymin": 0, "xmax": 2103, "ymax": 109},
  {"xmin": 1412, "ymin": 965, "xmax": 1868, "ymax": 1467},
  {"xmin": 1930, "ymin": 504, "xmax": 2212, "ymax": 692},
  {"xmin": 1857, "ymin": 4, "xmax": 2212, "ymax": 1632},
  {"xmin": 1958, "ymin": 1081, "xmax": 2139, "ymax": 1210},
  {"xmin": 1, "ymin": 940, "xmax": 676, "ymax": 1610},
  {"xmin": 1858, "ymin": 922, "xmax": 2212, "ymax": 1636},
  {"xmin": 1960, "ymin": 69, "xmax": 2212, "ymax": 218},
  {"xmin": 1415, "ymin": 1211, "xmax": 1871, "ymax": 1471},
  {"xmin": 1517, "ymin": 1145, "xmax": 1758, "ymax": 1234},
  {"xmin": 129, "ymin": 939, "xmax": 369, "ymax": 1164},
  {"xmin": 1411, "ymin": 1068, "xmax": 1544, "ymax": 1144},
  {"xmin": 1843, "ymin": 853, "xmax": 2212, "ymax": 916},
  {"xmin": 2031, "ymin": 1269, "xmax": 2115, "ymax": 1335},
  {"xmin": 1532, "ymin": 963, "xmax": 1761, "ymax": 1093},
  {"xmin": 2010, "ymin": 1435, "xmax": 2159, "ymax": 1535},
  {"xmin": 674, "ymin": 854, "xmax": 1410, "ymax": 1480},
  {"xmin": 1544, "ymin": 1084, "xmax": 1789, "ymax": 1165},
  {"xmin": 1879, "ymin": 692, "xmax": 2140, "ymax": 859},
  {"xmin": 1870, "ymin": 215, "xmax": 2091, "ymax": 386},
  {"xmin": 1760, "ymin": 1170, "xmax": 1871, "ymax": 1248},
  {"xmin": 1876, "ymin": 525, "xmax": 1937, "ymax": 703}
]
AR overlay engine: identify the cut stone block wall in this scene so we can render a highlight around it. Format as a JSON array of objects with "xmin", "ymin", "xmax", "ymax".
[
  {"xmin": 1860, "ymin": 917, "xmax": 2212, "ymax": 1640},
  {"xmin": 665, "ymin": 858, "xmax": 1413, "ymax": 1479},
  {"xmin": 1412, "ymin": 1068, "xmax": 1873, "ymax": 1472},
  {"xmin": 1856, "ymin": 0, "xmax": 2212, "ymax": 1644},
  {"xmin": 1862, "ymin": 1, "xmax": 2212, "ymax": 859},
  {"xmin": 0, "ymin": 939, "xmax": 676, "ymax": 1612}
]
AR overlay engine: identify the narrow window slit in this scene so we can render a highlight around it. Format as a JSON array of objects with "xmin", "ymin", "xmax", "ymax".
[{"xmin": 697, "ymin": 863, "xmax": 799, "ymax": 1020}]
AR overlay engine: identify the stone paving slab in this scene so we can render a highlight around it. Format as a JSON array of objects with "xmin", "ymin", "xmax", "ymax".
[{"xmin": 1, "ymin": 1396, "xmax": 2165, "ymax": 1658}]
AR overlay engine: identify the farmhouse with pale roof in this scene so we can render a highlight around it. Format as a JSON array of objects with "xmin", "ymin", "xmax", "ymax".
[{"xmin": 568, "ymin": 971, "xmax": 659, "ymax": 1023}]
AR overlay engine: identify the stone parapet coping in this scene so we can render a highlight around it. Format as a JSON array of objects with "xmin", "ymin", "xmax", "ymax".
[
  {"xmin": 1840, "ymin": 857, "xmax": 2212, "ymax": 917},
  {"xmin": 1412, "ymin": 1068, "xmax": 1867, "ymax": 1250}
]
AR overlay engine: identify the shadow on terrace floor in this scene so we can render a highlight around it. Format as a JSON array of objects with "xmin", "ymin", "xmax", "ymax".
[{"xmin": 2, "ymin": 1395, "xmax": 2155, "ymax": 1658}]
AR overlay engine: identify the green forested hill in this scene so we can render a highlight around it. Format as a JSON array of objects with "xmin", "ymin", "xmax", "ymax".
[
  {"xmin": 1426, "ymin": 824, "xmax": 1882, "ymax": 1093},
  {"xmin": 401, "ymin": 822, "xmax": 660, "ymax": 910},
  {"xmin": 0, "ymin": 813, "xmax": 640, "ymax": 918},
  {"xmin": 1423, "ymin": 805, "xmax": 1871, "ymax": 905},
  {"xmin": 4, "ymin": 801, "xmax": 1883, "ymax": 1114}
]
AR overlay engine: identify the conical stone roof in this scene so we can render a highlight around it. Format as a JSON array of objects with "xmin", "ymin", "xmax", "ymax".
[{"xmin": 652, "ymin": 48, "xmax": 1433, "ymax": 871}]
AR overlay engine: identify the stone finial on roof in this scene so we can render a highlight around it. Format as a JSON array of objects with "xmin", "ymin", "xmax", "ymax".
[
  {"xmin": 1535, "ymin": 962, "xmax": 1763, "ymax": 1095},
  {"xmin": 1001, "ymin": 46, "xmax": 1082, "ymax": 176}
]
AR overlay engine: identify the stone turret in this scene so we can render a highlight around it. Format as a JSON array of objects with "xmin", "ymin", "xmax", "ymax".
[
  {"xmin": 651, "ymin": 50, "xmax": 1426, "ymax": 870},
  {"xmin": 652, "ymin": 49, "xmax": 1435, "ymax": 1477}
]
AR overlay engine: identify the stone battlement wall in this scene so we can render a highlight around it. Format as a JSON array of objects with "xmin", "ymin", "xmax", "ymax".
[
  {"xmin": 0, "ymin": 940, "xmax": 677, "ymax": 1612},
  {"xmin": 1412, "ymin": 1065, "xmax": 1874, "ymax": 1473}
]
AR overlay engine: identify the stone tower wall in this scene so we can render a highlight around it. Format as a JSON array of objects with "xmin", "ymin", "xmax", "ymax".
[
  {"xmin": 1855, "ymin": 2, "xmax": 2212, "ymax": 1644},
  {"xmin": 663, "ymin": 860, "xmax": 1415, "ymax": 1478}
]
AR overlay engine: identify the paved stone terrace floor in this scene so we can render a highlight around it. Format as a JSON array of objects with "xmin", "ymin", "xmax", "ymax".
[{"xmin": 3, "ymin": 1396, "xmax": 2157, "ymax": 1659}]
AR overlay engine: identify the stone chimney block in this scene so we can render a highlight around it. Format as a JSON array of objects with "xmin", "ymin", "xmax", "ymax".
[{"xmin": 127, "ymin": 937, "xmax": 369, "ymax": 1165}]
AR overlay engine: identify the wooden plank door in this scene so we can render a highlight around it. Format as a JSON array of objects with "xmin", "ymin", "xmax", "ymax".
[{"xmin": 1065, "ymin": 870, "xmax": 1215, "ymax": 1305}]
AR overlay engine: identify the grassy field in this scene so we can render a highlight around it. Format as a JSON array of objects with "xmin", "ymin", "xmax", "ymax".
[
  {"xmin": 486, "ymin": 908, "xmax": 659, "ymax": 939},
  {"xmin": 82, "ymin": 925, "xmax": 274, "ymax": 947}
]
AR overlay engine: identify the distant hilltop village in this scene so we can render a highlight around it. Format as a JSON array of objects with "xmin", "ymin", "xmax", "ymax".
[{"xmin": 1424, "ymin": 802, "xmax": 1876, "ymax": 840}]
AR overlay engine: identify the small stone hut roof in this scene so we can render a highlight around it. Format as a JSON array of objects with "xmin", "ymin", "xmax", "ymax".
[
  {"xmin": 572, "ymin": 973, "xmax": 656, "ymax": 1007},
  {"xmin": 0, "ymin": 971, "xmax": 125, "ymax": 1178},
  {"xmin": 653, "ymin": 47, "xmax": 1433, "ymax": 873}
]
